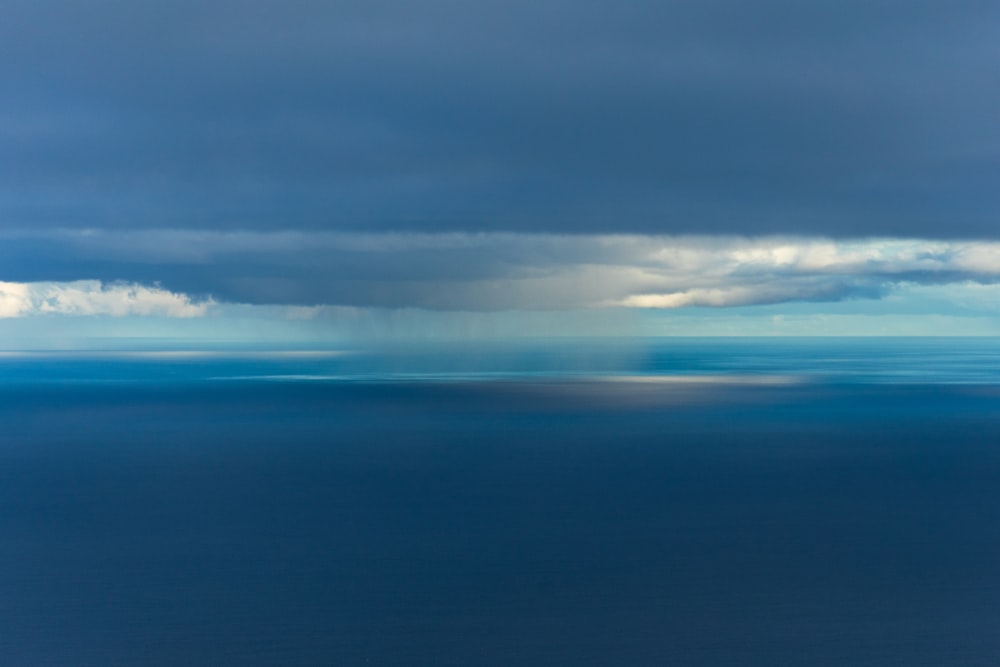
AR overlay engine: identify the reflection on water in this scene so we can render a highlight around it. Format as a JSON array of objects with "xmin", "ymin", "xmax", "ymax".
[
  {"xmin": 2, "ymin": 337, "xmax": 1000, "ymax": 385},
  {"xmin": 2, "ymin": 340, "xmax": 1000, "ymax": 665}
]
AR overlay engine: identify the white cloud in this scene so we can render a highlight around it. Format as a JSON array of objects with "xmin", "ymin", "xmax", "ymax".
[
  {"xmin": 0, "ymin": 282, "xmax": 31, "ymax": 318},
  {"xmin": 0, "ymin": 280, "xmax": 212, "ymax": 318},
  {"xmin": 621, "ymin": 285, "xmax": 811, "ymax": 308}
]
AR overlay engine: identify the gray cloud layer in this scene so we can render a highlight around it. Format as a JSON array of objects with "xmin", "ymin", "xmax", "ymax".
[
  {"xmin": 3, "ymin": 1, "xmax": 1000, "ymax": 237},
  {"xmin": 4, "ymin": 229, "xmax": 1000, "ymax": 311}
]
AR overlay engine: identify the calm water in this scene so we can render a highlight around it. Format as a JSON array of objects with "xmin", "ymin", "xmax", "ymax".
[{"xmin": 3, "ymin": 339, "xmax": 1000, "ymax": 665}]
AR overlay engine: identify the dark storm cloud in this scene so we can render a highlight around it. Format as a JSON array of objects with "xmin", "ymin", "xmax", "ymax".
[{"xmin": 3, "ymin": 0, "xmax": 1000, "ymax": 237}]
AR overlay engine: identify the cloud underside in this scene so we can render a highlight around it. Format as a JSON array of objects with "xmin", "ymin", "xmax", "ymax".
[
  {"xmin": 3, "ymin": 232, "xmax": 1000, "ymax": 316},
  {"xmin": 3, "ymin": 1, "xmax": 1000, "ymax": 238}
]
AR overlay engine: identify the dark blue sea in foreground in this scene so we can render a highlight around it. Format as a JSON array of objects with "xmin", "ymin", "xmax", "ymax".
[{"xmin": 3, "ymin": 339, "xmax": 1000, "ymax": 666}]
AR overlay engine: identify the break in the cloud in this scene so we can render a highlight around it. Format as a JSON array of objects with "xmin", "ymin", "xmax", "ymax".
[
  {"xmin": 3, "ymin": 230, "xmax": 1000, "ymax": 312},
  {"xmin": 0, "ymin": 280, "xmax": 212, "ymax": 318}
]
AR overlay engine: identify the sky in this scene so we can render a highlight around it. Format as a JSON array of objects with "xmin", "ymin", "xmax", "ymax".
[{"xmin": 3, "ymin": 0, "xmax": 1000, "ymax": 346}]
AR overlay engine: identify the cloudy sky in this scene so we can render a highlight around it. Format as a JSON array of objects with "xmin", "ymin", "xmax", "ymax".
[{"xmin": 3, "ymin": 0, "xmax": 1000, "ymax": 345}]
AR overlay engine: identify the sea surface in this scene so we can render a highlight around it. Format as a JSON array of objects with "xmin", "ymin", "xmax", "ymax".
[{"xmin": 3, "ymin": 338, "xmax": 1000, "ymax": 665}]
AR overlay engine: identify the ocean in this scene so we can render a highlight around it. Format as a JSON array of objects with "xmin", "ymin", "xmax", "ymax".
[{"xmin": 3, "ymin": 338, "xmax": 1000, "ymax": 665}]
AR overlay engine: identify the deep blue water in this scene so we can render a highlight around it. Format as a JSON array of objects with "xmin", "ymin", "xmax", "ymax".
[{"xmin": 3, "ymin": 339, "xmax": 1000, "ymax": 665}]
